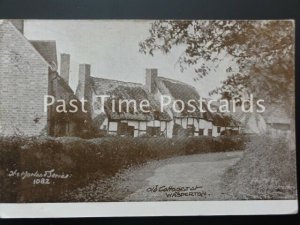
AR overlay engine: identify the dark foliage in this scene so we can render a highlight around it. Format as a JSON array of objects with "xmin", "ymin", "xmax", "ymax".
[{"xmin": 140, "ymin": 20, "xmax": 294, "ymax": 106}]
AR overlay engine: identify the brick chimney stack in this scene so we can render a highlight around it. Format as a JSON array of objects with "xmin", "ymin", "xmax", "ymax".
[
  {"xmin": 9, "ymin": 19, "xmax": 24, "ymax": 34},
  {"xmin": 76, "ymin": 64, "xmax": 91, "ymax": 100},
  {"xmin": 60, "ymin": 53, "xmax": 70, "ymax": 84},
  {"xmin": 145, "ymin": 68, "xmax": 158, "ymax": 93}
]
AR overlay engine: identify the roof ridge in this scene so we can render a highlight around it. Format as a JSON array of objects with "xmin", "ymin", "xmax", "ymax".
[
  {"xmin": 90, "ymin": 76, "xmax": 143, "ymax": 86},
  {"xmin": 30, "ymin": 40, "xmax": 56, "ymax": 42},
  {"xmin": 158, "ymin": 76, "xmax": 198, "ymax": 89}
]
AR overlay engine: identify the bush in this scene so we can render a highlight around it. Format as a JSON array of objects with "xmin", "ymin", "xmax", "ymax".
[
  {"xmin": 0, "ymin": 135, "xmax": 245, "ymax": 202},
  {"xmin": 184, "ymin": 135, "xmax": 246, "ymax": 154}
]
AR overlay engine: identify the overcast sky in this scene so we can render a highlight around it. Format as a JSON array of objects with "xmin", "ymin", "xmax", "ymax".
[{"xmin": 24, "ymin": 20, "xmax": 231, "ymax": 98}]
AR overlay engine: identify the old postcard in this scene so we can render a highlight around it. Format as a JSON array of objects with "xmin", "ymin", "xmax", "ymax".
[{"xmin": 0, "ymin": 19, "xmax": 297, "ymax": 217}]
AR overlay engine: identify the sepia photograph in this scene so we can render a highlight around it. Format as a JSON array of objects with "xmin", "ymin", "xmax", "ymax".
[{"xmin": 0, "ymin": 19, "xmax": 297, "ymax": 216}]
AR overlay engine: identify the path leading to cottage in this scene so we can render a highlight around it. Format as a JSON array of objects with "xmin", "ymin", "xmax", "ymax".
[{"xmin": 63, "ymin": 151, "xmax": 243, "ymax": 201}]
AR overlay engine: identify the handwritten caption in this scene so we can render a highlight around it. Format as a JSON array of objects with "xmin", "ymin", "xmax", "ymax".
[
  {"xmin": 7, "ymin": 169, "xmax": 72, "ymax": 185},
  {"xmin": 146, "ymin": 185, "xmax": 208, "ymax": 198}
]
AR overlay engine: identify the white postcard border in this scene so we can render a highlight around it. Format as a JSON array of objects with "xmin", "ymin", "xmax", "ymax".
[{"xmin": 0, "ymin": 200, "xmax": 298, "ymax": 218}]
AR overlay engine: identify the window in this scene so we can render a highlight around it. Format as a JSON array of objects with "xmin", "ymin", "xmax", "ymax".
[
  {"xmin": 199, "ymin": 129, "xmax": 204, "ymax": 136},
  {"xmin": 187, "ymin": 125, "xmax": 195, "ymax": 136},
  {"xmin": 154, "ymin": 111, "xmax": 160, "ymax": 120},
  {"xmin": 208, "ymin": 129, "xmax": 213, "ymax": 136},
  {"xmin": 146, "ymin": 127, "xmax": 160, "ymax": 136},
  {"xmin": 217, "ymin": 127, "xmax": 221, "ymax": 133},
  {"xmin": 118, "ymin": 122, "xmax": 134, "ymax": 136}
]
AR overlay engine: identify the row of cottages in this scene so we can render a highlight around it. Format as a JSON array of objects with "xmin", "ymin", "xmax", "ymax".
[
  {"xmin": 76, "ymin": 64, "xmax": 227, "ymax": 138},
  {"xmin": 0, "ymin": 19, "xmax": 87, "ymax": 137},
  {"xmin": 75, "ymin": 65, "xmax": 173, "ymax": 137},
  {"xmin": 74, "ymin": 66, "xmax": 241, "ymax": 138}
]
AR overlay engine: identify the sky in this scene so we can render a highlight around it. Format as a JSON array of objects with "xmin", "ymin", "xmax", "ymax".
[{"xmin": 24, "ymin": 20, "xmax": 231, "ymax": 98}]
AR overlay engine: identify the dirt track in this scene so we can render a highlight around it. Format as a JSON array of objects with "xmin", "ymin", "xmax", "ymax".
[{"xmin": 123, "ymin": 151, "xmax": 243, "ymax": 201}]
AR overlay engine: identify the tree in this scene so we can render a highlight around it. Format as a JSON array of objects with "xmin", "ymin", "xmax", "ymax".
[{"xmin": 139, "ymin": 20, "xmax": 294, "ymax": 107}]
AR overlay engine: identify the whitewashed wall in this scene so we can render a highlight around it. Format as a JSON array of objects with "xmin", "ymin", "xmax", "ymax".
[
  {"xmin": 166, "ymin": 120, "xmax": 173, "ymax": 138},
  {"xmin": 108, "ymin": 121, "xmax": 118, "ymax": 135},
  {"xmin": 104, "ymin": 119, "xmax": 173, "ymax": 138},
  {"xmin": 212, "ymin": 125, "xmax": 220, "ymax": 137},
  {"xmin": 174, "ymin": 117, "xmax": 213, "ymax": 136},
  {"xmin": 100, "ymin": 118, "xmax": 109, "ymax": 130}
]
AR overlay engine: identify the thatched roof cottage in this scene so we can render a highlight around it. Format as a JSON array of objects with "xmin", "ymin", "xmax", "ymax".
[
  {"xmin": 75, "ymin": 66, "xmax": 173, "ymax": 137},
  {"xmin": 145, "ymin": 69, "xmax": 214, "ymax": 137},
  {"xmin": 203, "ymin": 99, "xmax": 241, "ymax": 136},
  {"xmin": 211, "ymin": 112, "xmax": 241, "ymax": 136}
]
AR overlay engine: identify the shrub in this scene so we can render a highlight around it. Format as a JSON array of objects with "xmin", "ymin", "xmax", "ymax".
[{"xmin": 184, "ymin": 135, "xmax": 246, "ymax": 154}]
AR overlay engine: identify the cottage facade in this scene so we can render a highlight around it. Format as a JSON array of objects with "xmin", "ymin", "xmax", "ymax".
[{"xmin": 212, "ymin": 112, "xmax": 241, "ymax": 136}]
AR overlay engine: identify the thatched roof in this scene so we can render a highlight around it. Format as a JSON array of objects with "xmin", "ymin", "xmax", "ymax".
[
  {"xmin": 89, "ymin": 77, "xmax": 172, "ymax": 121},
  {"xmin": 212, "ymin": 113, "xmax": 241, "ymax": 127},
  {"xmin": 154, "ymin": 76, "xmax": 213, "ymax": 120},
  {"xmin": 90, "ymin": 77, "xmax": 139, "ymax": 95}
]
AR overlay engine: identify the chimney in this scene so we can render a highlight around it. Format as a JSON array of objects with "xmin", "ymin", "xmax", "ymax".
[
  {"xmin": 9, "ymin": 19, "xmax": 24, "ymax": 34},
  {"xmin": 60, "ymin": 53, "xmax": 70, "ymax": 84},
  {"xmin": 145, "ymin": 68, "xmax": 158, "ymax": 93},
  {"xmin": 76, "ymin": 64, "xmax": 91, "ymax": 100}
]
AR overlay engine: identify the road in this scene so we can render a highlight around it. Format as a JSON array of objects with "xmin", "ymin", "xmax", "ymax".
[{"xmin": 123, "ymin": 151, "xmax": 243, "ymax": 201}]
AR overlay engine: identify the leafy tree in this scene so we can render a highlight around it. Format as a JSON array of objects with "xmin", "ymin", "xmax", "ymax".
[{"xmin": 139, "ymin": 20, "xmax": 294, "ymax": 107}]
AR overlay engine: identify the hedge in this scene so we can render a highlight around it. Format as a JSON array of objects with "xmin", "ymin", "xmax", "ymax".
[{"xmin": 0, "ymin": 135, "xmax": 246, "ymax": 202}]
